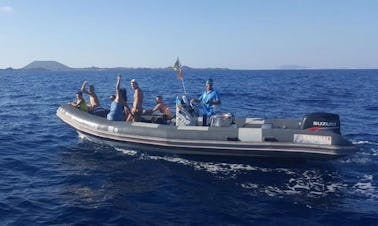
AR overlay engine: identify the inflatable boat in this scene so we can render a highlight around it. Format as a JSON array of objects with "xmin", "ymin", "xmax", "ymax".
[{"xmin": 56, "ymin": 102, "xmax": 357, "ymax": 160}]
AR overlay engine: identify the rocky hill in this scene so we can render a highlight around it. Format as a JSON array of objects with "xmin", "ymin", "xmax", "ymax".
[{"xmin": 22, "ymin": 61, "xmax": 72, "ymax": 71}]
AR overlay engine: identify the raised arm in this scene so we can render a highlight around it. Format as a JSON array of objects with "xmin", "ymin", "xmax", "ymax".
[
  {"xmin": 80, "ymin": 80, "xmax": 90, "ymax": 94},
  {"xmin": 115, "ymin": 74, "xmax": 121, "ymax": 102}
]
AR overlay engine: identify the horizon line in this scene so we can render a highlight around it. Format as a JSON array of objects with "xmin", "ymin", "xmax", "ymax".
[{"xmin": 1, "ymin": 60, "xmax": 378, "ymax": 71}]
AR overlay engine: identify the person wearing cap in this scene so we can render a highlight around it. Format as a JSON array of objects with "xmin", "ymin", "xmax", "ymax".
[
  {"xmin": 107, "ymin": 74, "xmax": 130, "ymax": 121},
  {"xmin": 191, "ymin": 79, "xmax": 221, "ymax": 126},
  {"xmin": 80, "ymin": 80, "xmax": 100, "ymax": 111},
  {"xmin": 70, "ymin": 91, "xmax": 88, "ymax": 111},
  {"xmin": 127, "ymin": 79, "xmax": 144, "ymax": 122}
]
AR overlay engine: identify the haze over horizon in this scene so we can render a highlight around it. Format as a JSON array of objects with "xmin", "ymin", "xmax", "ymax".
[
  {"xmin": 1, "ymin": 0, "xmax": 377, "ymax": 70},
  {"xmin": 2, "ymin": 60, "xmax": 312, "ymax": 70}
]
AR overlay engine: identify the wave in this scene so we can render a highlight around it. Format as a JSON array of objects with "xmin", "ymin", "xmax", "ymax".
[
  {"xmin": 351, "ymin": 175, "xmax": 378, "ymax": 200},
  {"xmin": 115, "ymin": 148, "xmax": 347, "ymax": 201},
  {"xmin": 114, "ymin": 147, "xmax": 297, "ymax": 175},
  {"xmin": 113, "ymin": 147, "xmax": 378, "ymax": 209},
  {"xmin": 353, "ymin": 140, "xmax": 378, "ymax": 145},
  {"xmin": 114, "ymin": 147, "xmax": 138, "ymax": 156}
]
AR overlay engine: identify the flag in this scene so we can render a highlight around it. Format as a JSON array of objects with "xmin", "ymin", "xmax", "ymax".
[
  {"xmin": 172, "ymin": 58, "xmax": 187, "ymax": 93},
  {"xmin": 172, "ymin": 58, "xmax": 181, "ymax": 71},
  {"xmin": 172, "ymin": 57, "xmax": 183, "ymax": 80},
  {"xmin": 177, "ymin": 69, "xmax": 183, "ymax": 80}
]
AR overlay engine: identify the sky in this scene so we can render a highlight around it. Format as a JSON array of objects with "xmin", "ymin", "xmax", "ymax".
[{"xmin": 1, "ymin": 0, "xmax": 378, "ymax": 69}]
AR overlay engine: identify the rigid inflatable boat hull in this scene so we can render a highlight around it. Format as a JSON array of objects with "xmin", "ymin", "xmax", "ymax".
[{"xmin": 57, "ymin": 104, "xmax": 357, "ymax": 160}]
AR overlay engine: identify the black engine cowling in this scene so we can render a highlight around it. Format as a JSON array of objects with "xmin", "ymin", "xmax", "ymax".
[{"xmin": 301, "ymin": 112, "xmax": 341, "ymax": 134}]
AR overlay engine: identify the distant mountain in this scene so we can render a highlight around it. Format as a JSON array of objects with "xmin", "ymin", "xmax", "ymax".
[
  {"xmin": 22, "ymin": 61, "xmax": 72, "ymax": 71},
  {"xmin": 14, "ymin": 60, "xmax": 230, "ymax": 71}
]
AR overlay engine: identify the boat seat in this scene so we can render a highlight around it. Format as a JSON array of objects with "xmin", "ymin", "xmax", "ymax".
[
  {"xmin": 140, "ymin": 112, "xmax": 168, "ymax": 124},
  {"xmin": 234, "ymin": 118, "xmax": 264, "ymax": 128}
]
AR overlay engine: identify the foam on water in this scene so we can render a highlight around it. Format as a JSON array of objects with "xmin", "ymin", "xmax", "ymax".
[
  {"xmin": 353, "ymin": 140, "xmax": 378, "ymax": 145},
  {"xmin": 136, "ymin": 152, "xmax": 297, "ymax": 177},
  {"xmin": 114, "ymin": 147, "xmax": 138, "ymax": 156},
  {"xmin": 114, "ymin": 149, "xmax": 351, "ymax": 201},
  {"xmin": 352, "ymin": 175, "xmax": 377, "ymax": 199},
  {"xmin": 112, "ymin": 141, "xmax": 378, "ymax": 203}
]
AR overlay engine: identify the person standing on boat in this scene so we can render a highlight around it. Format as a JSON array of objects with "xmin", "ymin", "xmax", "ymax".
[
  {"xmin": 107, "ymin": 74, "xmax": 130, "ymax": 121},
  {"xmin": 191, "ymin": 79, "xmax": 221, "ymax": 126},
  {"xmin": 127, "ymin": 79, "xmax": 144, "ymax": 122},
  {"xmin": 70, "ymin": 91, "xmax": 88, "ymax": 111},
  {"xmin": 80, "ymin": 80, "xmax": 100, "ymax": 111},
  {"xmin": 150, "ymin": 96, "xmax": 174, "ymax": 120}
]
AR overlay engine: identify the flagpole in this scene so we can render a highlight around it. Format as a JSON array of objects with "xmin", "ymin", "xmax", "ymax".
[
  {"xmin": 173, "ymin": 58, "xmax": 187, "ymax": 95},
  {"xmin": 181, "ymin": 73, "xmax": 187, "ymax": 95}
]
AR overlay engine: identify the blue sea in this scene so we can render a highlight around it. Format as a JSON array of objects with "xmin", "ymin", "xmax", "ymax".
[{"xmin": 0, "ymin": 69, "xmax": 377, "ymax": 225}]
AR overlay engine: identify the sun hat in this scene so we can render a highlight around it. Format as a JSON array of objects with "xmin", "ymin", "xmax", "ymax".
[
  {"xmin": 131, "ymin": 79, "xmax": 137, "ymax": 83},
  {"xmin": 206, "ymin": 79, "xmax": 213, "ymax": 85}
]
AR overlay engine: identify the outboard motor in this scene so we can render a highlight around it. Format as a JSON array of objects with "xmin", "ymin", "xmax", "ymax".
[{"xmin": 301, "ymin": 112, "xmax": 341, "ymax": 134}]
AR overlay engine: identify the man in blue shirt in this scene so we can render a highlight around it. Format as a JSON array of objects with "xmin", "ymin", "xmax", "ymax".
[{"xmin": 192, "ymin": 79, "xmax": 221, "ymax": 125}]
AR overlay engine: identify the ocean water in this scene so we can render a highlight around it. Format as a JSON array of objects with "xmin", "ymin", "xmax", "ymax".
[{"xmin": 0, "ymin": 69, "xmax": 377, "ymax": 225}]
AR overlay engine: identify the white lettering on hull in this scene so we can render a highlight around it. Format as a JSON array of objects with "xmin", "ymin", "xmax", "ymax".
[{"xmin": 294, "ymin": 134, "xmax": 332, "ymax": 145}]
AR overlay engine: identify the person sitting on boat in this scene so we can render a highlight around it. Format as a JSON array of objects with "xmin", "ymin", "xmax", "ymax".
[
  {"xmin": 107, "ymin": 74, "xmax": 131, "ymax": 121},
  {"xmin": 109, "ymin": 94, "xmax": 116, "ymax": 102},
  {"xmin": 127, "ymin": 79, "xmax": 144, "ymax": 122},
  {"xmin": 80, "ymin": 80, "xmax": 108, "ymax": 117},
  {"xmin": 70, "ymin": 91, "xmax": 88, "ymax": 111},
  {"xmin": 80, "ymin": 80, "xmax": 100, "ymax": 110},
  {"xmin": 191, "ymin": 79, "xmax": 221, "ymax": 126},
  {"xmin": 150, "ymin": 95, "xmax": 174, "ymax": 120}
]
